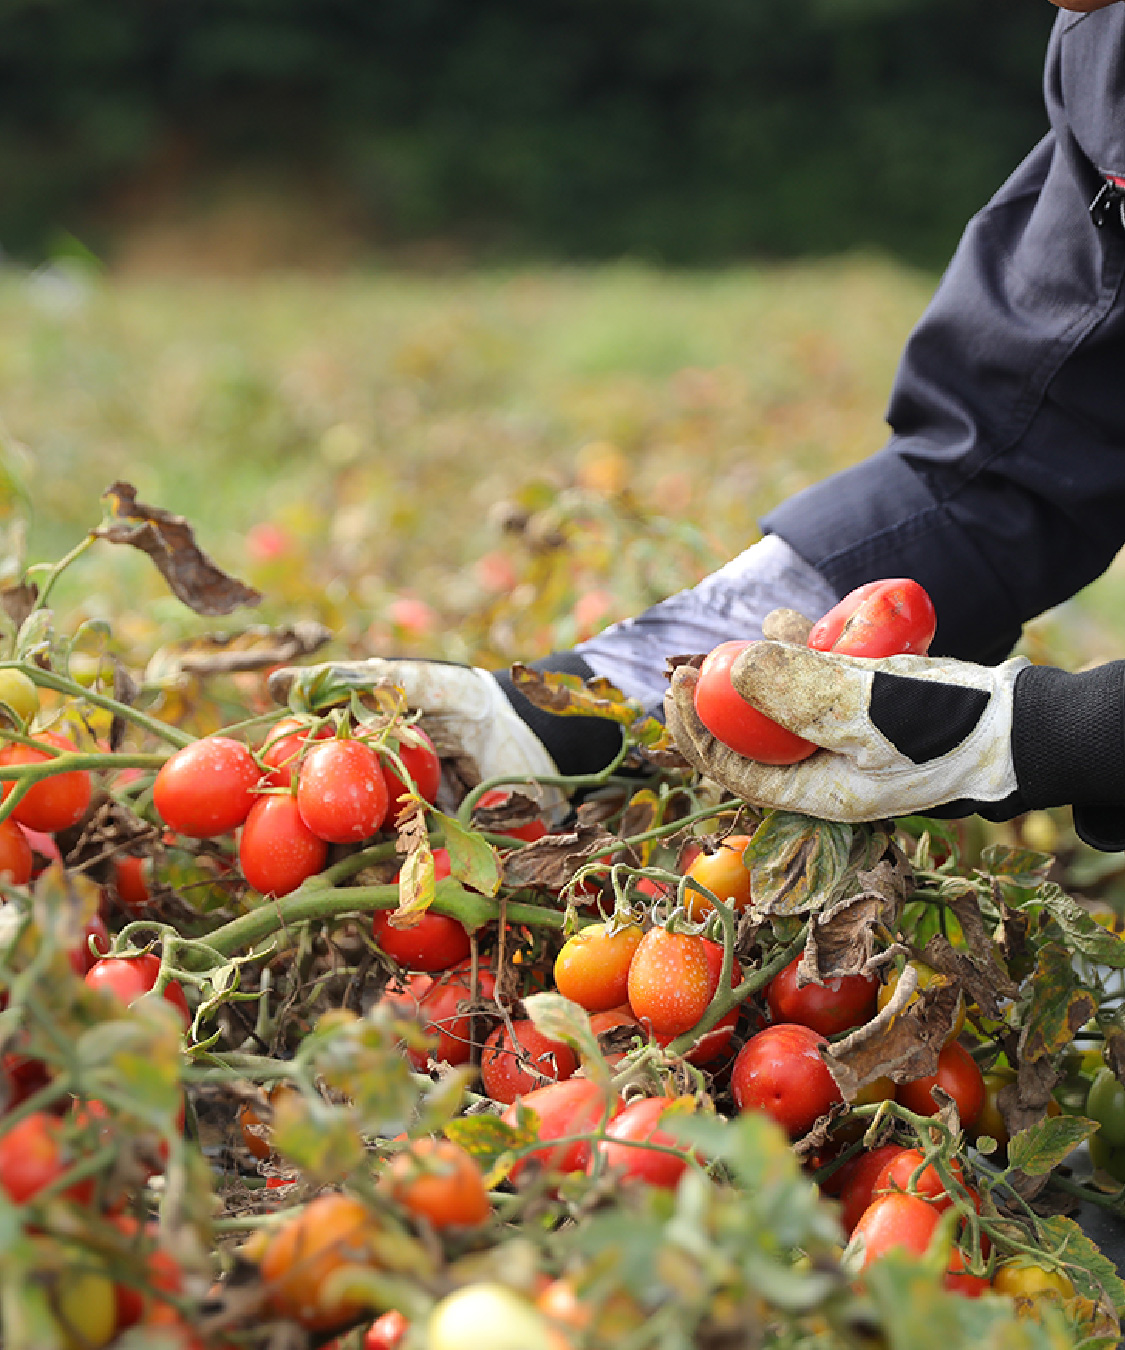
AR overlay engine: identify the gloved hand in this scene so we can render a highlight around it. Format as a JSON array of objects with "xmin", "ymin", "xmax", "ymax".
[
  {"xmin": 268, "ymin": 658, "xmax": 560, "ymax": 785},
  {"xmin": 665, "ymin": 641, "xmax": 1125, "ymax": 839}
]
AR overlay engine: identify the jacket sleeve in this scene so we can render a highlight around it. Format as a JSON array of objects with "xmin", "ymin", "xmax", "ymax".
[{"xmin": 762, "ymin": 8, "xmax": 1125, "ymax": 667}]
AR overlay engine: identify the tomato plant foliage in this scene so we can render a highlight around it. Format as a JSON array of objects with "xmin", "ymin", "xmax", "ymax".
[{"xmin": 0, "ymin": 494, "xmax": 1123, "ymax": 1349}]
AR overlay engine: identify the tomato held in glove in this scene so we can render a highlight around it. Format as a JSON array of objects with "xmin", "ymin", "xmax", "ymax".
[
  {"xmin": 692, "ymin": 641, "xmax": 817, "ymax": 765},
  {"xmin": 807, "ymin": 578, "xmax": 936, "ymax": 658}
]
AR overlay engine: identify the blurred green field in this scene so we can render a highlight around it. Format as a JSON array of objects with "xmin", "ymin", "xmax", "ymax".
[{"xmin": 4, "ymin": 255, "xmax": 1125, "ymax": 674}]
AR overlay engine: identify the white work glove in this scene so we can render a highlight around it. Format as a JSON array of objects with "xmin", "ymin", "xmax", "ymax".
[
  {"xmin": 268, "ymin": 659, "xmax": 562, "ymax": 803},
  {"xmin": 665, "ymin": 641, "xmax": 1125, "ymax": 837}
]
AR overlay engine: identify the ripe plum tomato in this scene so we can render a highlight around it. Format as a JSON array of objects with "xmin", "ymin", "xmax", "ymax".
[
  {"xmin": 873, "ymin": 1147, "xmax": 967, "ymax": 1212},
  {"xmin": 111, "ymin": 854, "xmax": 150, "ymax": 910},
  {"xmin": 0, "ymin": 732, "xmax": 92, "ymax": 834},
  {"xmin": 385, "ymin": 1137, "xmax": 491, "ymax": 1228},
  {"xmin": 380, "ymin": 727, "xmax": 442, "ymax": 815},
  {"xmin": 766, "ymin": 955, "xmax": 878, "ymax": 1037},
  {"xmin": 594, "ymin": 1095, "xmax": 696, "ymax": 1188},
  {"xmin": 627, "ymin": 927, "xmax": 716, "ymax": 1037},
  {"xmin": 153, "ymin": 736, "xmax": 260, "ymax": 838},
  {"xmin": 850, "ymin": 1191, "xmax": 942, "ymax": 1267},
  {"xmin": 413, "ymin": 958, "xmax": 498, "ymax": 1067},
  {"xmin": 297, "ymin": 738, "xmax": 389, "ymax": 844},
  {"xmin": 896, "ymin": 1040, "xmax": 985, "ymax": 1128},
  {"xmin": 239, "ymin": 793, "xmax": 328, "ymax": 897},
  {"xmin": 0, "ymin": 1110, "xmax": 95, "ymax": 1206},
  {"xmin": 373, "ymin": 906, "xmax": 470, "ymax": 973},
  {"xmin": 653, "ymin": 935, "xmax": 743, "ymax": 1065},
  {"xmin": 807, "ymin": 578, "xmax": 936, "ymax": 658},
  {"xmin": 553, "ymin": 921, "xmax": 643, "ymax": 1012},
  {"xmin": 692, "ymin": 640, "xmax": 817, "ymax": 765},
  {"xmin": 259, "ymin": 1192, "xmax": 380, "ymax": 1331},
  {"xmin": 501, "ymin": 1077, "xmax": 622, "ymax": 1182},
  {"xmin": 111, "ymin": 1216, "xmax": 184, "ymax": 1329},
  {"xmin": 67, "ymin": 912, "xmax": 110, "ymax": 975},
  {"xmin": 730, "ymin": 1023, "xmax": 842, "ymax": 1138},
  {"xmin": 85, "ymin": 953, "xmax": 191, "ymax": 1030},
  {"xmin": 365, "ymin": 1311, "xmax": 409, "ymax": 1350},
  {"xmin": 944, "ymin": 1248, "xmax": 991, "ymax": 1298},
  {"xmin": 683, "ymin": 834, "xmax": 754, "ymax": 920},
  {"xmin": 472, "ymin": 786, "xmax": 548, "ymax": 841},
  {"xmin": 260, "ymin": 717, "xmax": 332, "ymax": 787},
  {"xmin": 0, "ymin": 815, "xmax": 33, "ymax": 883},
  {"xmin": 480, "ymin": 1019, "xmax": 579, "ymax": 1104},
  {"xmin": 835, "ymin": 1145, "xmax": 910, "ymax": 1233}
]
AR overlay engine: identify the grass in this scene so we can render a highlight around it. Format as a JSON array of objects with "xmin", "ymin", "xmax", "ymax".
[{"xmin": 3, "ymin": 253, "xmax": 1123, "ymax": 673}]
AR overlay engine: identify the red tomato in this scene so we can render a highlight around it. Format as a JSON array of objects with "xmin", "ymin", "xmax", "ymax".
[
  {"xmin": 0, "ymin": 1110, "xmax": 95, "ymax": 1206},
  {"xmin": 501, "ymin": 1078, "xmax": 622, "ymax": 1182},
  {"xmin": 153, "ymin": 737, "xmax": 260, "ymax": 838},
  {"xmin": 0, "ymin": 732, "xmax": 92, "ymax": 834},
  {"xmin": 835, "ymin": 1145, "xmax": 910, "ymax": 1233},
  {"xmin": 874, "ymin": 1146, "xmax": 966, "ymax": 1213},
  {"xmin": 480, "ymin": 1019, "xmax": 579, "ymax": 1104},
  {"xmin": 2, "ymin": 1049, "xmax": 52, "ymax": 1110},
  {"xmin": 260, "ymin": 717, "xmax": 331, "ymax": 787},
  {"xmin": 653, "ymin": 935, "xmax": 743, "ymax": 1066},
  {"xmin": 413, "ymin": 959, "xmax": 498, "ymax": 1066},
  {"xmin": 385, "ymin": 1137, "xmax": 491, "ymax": 1228},
  {"xmin": 850, "ymin": 1190, "xmax": 942, "ymax": 1267},
  {"xmin": 766, "ymin": 955, "xmax": 878, "ymax": 1038},
  {"xmin": 239, "ymin": 793, "xmax": 328, "ymax": 897},
  {"xmin": 110, "ymin": 1216, "xmax": 184, "ymax": 1329},
  {"xmin": 553, "ymin": 922, "xmax": 644, "ymax": 1013},
  {"xmin": 0, "ymin": 816, "xmax": 32, "ymax": 883},
  {"xmin": 373, "ymin": 905, "xmax": 471, "ymax": 973},
  {"xmin": 380, "ymin": 727, "xmax": 442, "ymax": 815},
  {"xmin": 627, "ymin": 927, "xmax": 715, "ymax": 1037},
  {"xmin": 472, "ymin": 787, "xmax": 548, "ymax": 841},
  {"xmin": 365, "ymin": 1311, "xmax": 409, "ymax": 1350},
  {"xmin": 896, "ymin": 1040, "xmax": 985, "ymax": 1128},
  {"xmin": 297, "ymin": 738, "xmax": 389, "ymax": 844},
  {"xmin": 67, "ymin": 912, "xmax": 111, "ymax": 976},
  {"xmin": 692, "ymin": 641, "xmax": 817, "ymax": 765},
  {"xmin": 112, "ymin": 855, "xmax": 150, "ymax": 910},
  {"xmin": 85, "ymin": 953, "xmax": 191, "ymax": 1030},
  {"xmin": 944, "ymin": 1247, "xmax": 991, "ymax": 1298},
  {"xmin": 807, "ymin": 578, "xmax": 936, "ymax": 658},
  {"xmin": 594, "ymin": 1095, "xmax": 695, "ymax": 1188},
  {"xmin": 730, "ymin": 1023, "xmax": 843, "ymax": 1138},
  {"xmin": 259, "ymin": 1193, "xmax": 380, "ymax": 1331}
]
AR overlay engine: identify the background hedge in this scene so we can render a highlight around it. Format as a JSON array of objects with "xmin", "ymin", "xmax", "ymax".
[{"xmin": 0, "ymin": 0, "xmax": 1056, "ymax": 266}]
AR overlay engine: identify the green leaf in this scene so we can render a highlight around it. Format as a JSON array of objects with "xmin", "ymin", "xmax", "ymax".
[
  {"xmin": 1038, "ymin": 1214, "xmax": 1125, "ymax": 1314},
  {"xmin": 436, "ymin": 809, "xmax": 501, "ymax": 897},
  {"xmin": 979, "ymin": 843, "xmax": 1055, "ymax": 889},
  {"xmin": 271, "ymin": 1093, "xmax": 366, "ymax": 1184},
  {"xmin": 1007, "ymin": 1114, "xmax": 1097, "ymax": 1176},
  {"xmin": 1021, "ymin": 882, "xmax": 1125, "ymax": 968},
  {"xmin": 744, "ymin": 811, "xmax": 852, "ymax": 916},
  {"xmin": 1020, "ymin": 940, "xmax": 1098, "ymax": 1063},
  {"xmin": 445, "ymin": 1108, "xmax": 538, "ymax": 1186}
]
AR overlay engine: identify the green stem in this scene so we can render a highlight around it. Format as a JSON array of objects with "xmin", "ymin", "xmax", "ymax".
[
  {"xmin": 1048, "ymin": 1171, "xmax": 1125, "ymax": 1216},
  {"xmin": 27, "ymin": 533, "xmax": 98, "ymax": 611},
  {"xmin": 1, "ymin": 662, "xmax": 194, "ymax": 749}
]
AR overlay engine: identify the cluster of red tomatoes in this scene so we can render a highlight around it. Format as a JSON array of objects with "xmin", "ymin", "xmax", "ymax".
[{"xmin": 693, "ymin": 577, "xmax": 938, "ymax": 763}]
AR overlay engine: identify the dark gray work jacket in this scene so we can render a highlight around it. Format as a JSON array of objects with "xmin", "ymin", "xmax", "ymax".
[{"xmin": 765, "ymin": 6, "xmax": 1125, "ymax": 669}]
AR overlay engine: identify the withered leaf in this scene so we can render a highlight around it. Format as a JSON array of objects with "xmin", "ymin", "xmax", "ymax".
[
  {"xmin": 821, "ymin": 966, "xmax": 960, "ymax": 1099},
  {"xmin": 798, "ymin": 889, "xmax": 900, "ymax": 984},
  {"xmin": 62, "ymin": 796, "xmax": 158, "ymax": 882},
  {"xmin": 1019, "ymin": 940, "xmax": 1096, "ymax": 1064},
  {"xmin": 745, "ymin": 811, "xmax": 852, "ymax": 917},
  {"xmin": 108, "ymin": 659, "xmax": 140, "ymax": 752},
  {"xmin": 145, "ymin": 621, "xmax": 333, "ymax": 686},
  {"xmin": 472, "ymin": 789, "xmax": 549, "ymax": 835},
  {"xmin": 508, "ymin": 663, "xmax": 641, "ymax": 726},
  {"xmin": 792, "ymin": 1101, "xmax": 848, "ymax": 1160},
  {"xmin": 97, "ymin": 482, "xmax": 261, "ymax": 617},
  {"xmin": 500, "ymin": 823, "xmax": 618, "ymax": 891},
  {"xmin": 0, "ymin": 581, "xmax": 37, "ymax": 630},
  {"xmin": 921, "ymin": 929, "xmax": 1018, "ymax": 1021}
]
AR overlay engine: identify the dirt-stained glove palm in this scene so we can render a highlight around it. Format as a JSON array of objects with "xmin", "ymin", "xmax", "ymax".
[
  {"xmin": 665, "ymin": 642, "xmax": 1125, "ymax": 827},
  {"xmin": 268, "ymin": 659, "xmax": 561, "ymax": 791}
]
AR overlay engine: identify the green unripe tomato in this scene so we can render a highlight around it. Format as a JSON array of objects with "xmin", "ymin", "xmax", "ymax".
[
  {"xmin": 1086, "ymin": 1067, "xmax": 1125, "ymax": 1147},
  {"xmin": 1089, "ymin": 1131, "xmax": 1125, "ymax": 1185},
  {"xmin": 0, "ymin": 668, "xmax": 39, "ymax": 726}
]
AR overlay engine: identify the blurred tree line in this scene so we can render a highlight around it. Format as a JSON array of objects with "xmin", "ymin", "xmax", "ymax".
[{"xmin": 0, "ymin": 0, "xmax": 1055, "ymax": 268}]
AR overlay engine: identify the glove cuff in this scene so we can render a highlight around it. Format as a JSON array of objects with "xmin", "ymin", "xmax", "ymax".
[
  {"xmin": 493, "ymin": 653, "xmax": 627, "ymax": 778},
  {"xmin": 1012, "ymin": 662, "xmax": 1125, "ymax": 809}
]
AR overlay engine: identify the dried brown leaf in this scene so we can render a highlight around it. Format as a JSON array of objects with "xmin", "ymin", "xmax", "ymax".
[
  {"xmin": 97, "ymin": 481, "xmax": 261, "ymax": 616},
  {"xmin": 1, "ymin": 581, "xmax": 38, "ymax": 630},
  {"xmin": 798, "ymin": 890, "xmax": 901, "ymax": 985},
  {"xmin": 500, "ymin": 823, "xmax": 618, "ymax": 891}
]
